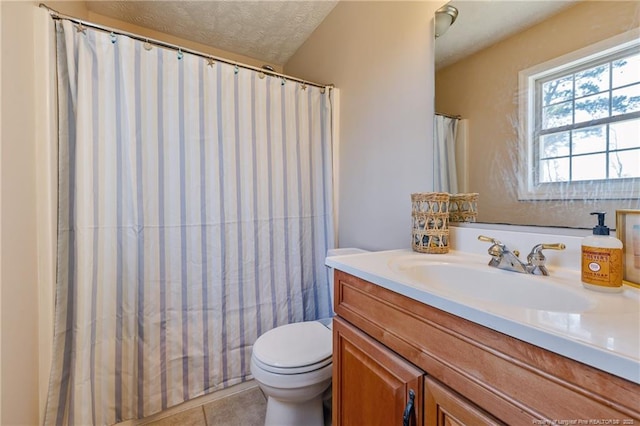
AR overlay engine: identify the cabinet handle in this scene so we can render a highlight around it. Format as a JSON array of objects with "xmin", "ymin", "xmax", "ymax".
[{"xmin": 402, "ymin": 389, "xmax": 415, "ymax": 426}]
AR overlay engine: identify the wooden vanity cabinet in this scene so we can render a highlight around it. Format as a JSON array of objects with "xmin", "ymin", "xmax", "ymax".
[
  {"xmin": 332, "ymin": 270, "xmax": 640, "ymax": 425},
  {"xmin": 333, "ymin": 318, "xmax": 424, "ymax": 426},
  {"xmin": 334, "ymin": 316, "xmax": 498, "ymax": 426}
]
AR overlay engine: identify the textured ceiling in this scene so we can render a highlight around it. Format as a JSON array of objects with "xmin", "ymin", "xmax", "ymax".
[
  {"xmin": 436, "ymin": 1, "xmax": 578, "ymax": 69},
  {"xmin": 85, "ymin": 1, "xmax": 338, "ymax": 66},
  {"xmin": 84, "ymin": 1, "xmax": 579, "ymax": 70}
]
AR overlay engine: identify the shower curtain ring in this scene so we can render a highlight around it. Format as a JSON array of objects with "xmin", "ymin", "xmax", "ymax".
[
  {"xmin": 75, "ymin": 23, "xmax": 87, "ymax": 34},
  {"xmin": 177, "ymin": 48, "xmax": 184, "ymax": 60},
  {"xmin": 110, "ymin": 32, "xmax": 117, "ymax": 44}
]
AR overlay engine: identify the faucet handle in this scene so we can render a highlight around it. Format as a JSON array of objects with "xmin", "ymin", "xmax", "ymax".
[
  {"xmin": 527, "ymin": 243, "xmax": 566, "ymax": 276},
  {"xmin": 477, "ymin": 235, "xmax": 502, "ymax": 246},
  {"xmin": 479, "ymin": 235, "xmax": 523, "ymax": 257},
  {"xmin": 528, "ymin": 243, "xmax": 566, "ymax": 262},
  {"xmin": 478, "ymin": 235, "xmax": 506, "ymax": 258},
  {"xmin": 530, "ymin": 243, "xmax": 566, "ymax": 254}
]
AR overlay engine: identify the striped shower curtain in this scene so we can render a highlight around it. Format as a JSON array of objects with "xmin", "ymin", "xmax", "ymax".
[{"xmin": 46, "ymin": 19, "xmax": 334, "ymax": 425}]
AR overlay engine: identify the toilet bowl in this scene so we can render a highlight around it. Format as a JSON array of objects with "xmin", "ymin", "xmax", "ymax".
[
  {"xmin": 251, "ymin": 321, "xmax": 333, "ymax": 426},
  {"xmin": 250, "ymin": 248, "xmax": 367, "ymax": 426}
]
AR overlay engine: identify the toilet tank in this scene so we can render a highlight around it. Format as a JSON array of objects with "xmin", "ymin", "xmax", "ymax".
[{"xmin": 326, "ymin": 248, "xmax": 369, "ymax": 315}]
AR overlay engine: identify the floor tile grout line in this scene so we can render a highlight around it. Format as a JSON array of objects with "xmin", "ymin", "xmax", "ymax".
[{"xmin": 201, "ymin": 405, "xmax": 208, "ymax": 426}]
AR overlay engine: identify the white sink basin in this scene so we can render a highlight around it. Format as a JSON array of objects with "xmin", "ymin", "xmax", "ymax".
[{"xmin": 390, "ymin": 258, "xmax": 595, "ymax": 313}]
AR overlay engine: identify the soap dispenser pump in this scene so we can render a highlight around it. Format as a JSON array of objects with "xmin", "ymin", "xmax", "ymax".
[{"xmin": 581, "ymin": 212, "xmax": 623, "ymax": 292}]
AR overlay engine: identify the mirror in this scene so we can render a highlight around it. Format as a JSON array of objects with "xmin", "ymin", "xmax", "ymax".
[{"xmin": 434, "ymin": 1, "xmax": 640, "ymax": 229}]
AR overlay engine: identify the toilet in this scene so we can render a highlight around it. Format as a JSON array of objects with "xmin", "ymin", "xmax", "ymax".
[{"xmin": 250, "ymin": 248, "xmax": 367, "ymax": 426}]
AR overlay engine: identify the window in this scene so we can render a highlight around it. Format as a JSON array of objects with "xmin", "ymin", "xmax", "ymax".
[{"xmin": 519, "ymin": 30, "xmax": 640, "ymax": 200}]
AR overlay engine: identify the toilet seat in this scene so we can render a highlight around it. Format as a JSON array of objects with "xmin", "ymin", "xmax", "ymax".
[{"xmin": 252, "ymin": 321, "xmax": 332, "ymax": 375}]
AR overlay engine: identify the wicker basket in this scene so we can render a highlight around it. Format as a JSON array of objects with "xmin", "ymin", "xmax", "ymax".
[
  {"xmin": 449, "ymin": 193, "xmax": 479, "ymax": 223},
  {"xmin": 411, "ymin": 193, "xmax": 450, "ymax": 254}
]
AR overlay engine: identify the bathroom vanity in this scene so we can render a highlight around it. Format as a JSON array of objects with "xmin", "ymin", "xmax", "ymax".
[{"xmin": 327, "ymin": 228, "xmax": 640, "ymax": 425}]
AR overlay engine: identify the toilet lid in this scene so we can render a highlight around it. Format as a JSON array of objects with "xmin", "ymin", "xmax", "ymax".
[{"xmin": 253, "ymin": 321, "xmax": 332, "ymax": 370}]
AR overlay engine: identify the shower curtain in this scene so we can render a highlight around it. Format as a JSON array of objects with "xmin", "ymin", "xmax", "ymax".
[
  {"xmin": 46, "ymin": 19, "xmax": 334, "ymax": 425},
  {"xmin": 434, "ymin": 114, "xmax": 459, "ymax": 193}
]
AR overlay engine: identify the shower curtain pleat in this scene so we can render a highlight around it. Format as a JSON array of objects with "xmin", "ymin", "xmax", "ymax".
[{"xmin": 46, "ymin": 19, "xmax": 334, "ymax": 425}]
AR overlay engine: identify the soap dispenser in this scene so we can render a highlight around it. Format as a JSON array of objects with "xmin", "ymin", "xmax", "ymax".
[{"xmin": 581, "ymin": 212, "xmax": 623, "ymax": 292}]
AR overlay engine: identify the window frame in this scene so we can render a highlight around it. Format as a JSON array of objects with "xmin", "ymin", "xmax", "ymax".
[{"xmin": 518, "ymin": 28, "xmax": 640, "ymax": 201}]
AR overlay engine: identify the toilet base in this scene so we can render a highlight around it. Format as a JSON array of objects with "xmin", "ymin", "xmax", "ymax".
[{"xmin": 265, "ymin": 394, "xmax": 324, "ymax": 426}]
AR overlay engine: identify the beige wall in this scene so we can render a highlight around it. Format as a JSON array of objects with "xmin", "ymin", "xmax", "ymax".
[
  {"xmin": 0, "ymin": 1, "xmax": 2, "ymax": 422},
  {"xmin": 1, "ymin": 2, "xmax": 42, "ymax": 424},
  {"xmin": 435, "ymin": 1, "xmax": 640, "ymax": 228},
  {"xmin": 1, "ymin": 3, "xmax": 3, "ymax": 421},
  {"xmin": 286, "ymin": 1, "xmax": 443, "ymax": 250}
]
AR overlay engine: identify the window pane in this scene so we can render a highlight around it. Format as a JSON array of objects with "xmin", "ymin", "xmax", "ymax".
[
  {"xmin": 542, "ymin": 101, "xmax": 572, "ymax": 129},
  {"xmin": 612, "ymin": 53, "xmax": 640, "ymax": 89},
  {"xmin": 610, "ymin": 119, "xmax": 640, "ymax": 150},
  {"xmin": 611, "ymin": 83, "xmax": 640, "ymax": 116},
  {"xmin": 528, "ymin": 44, "xmax": 640, "ymax": 199},
  {"xmin": 572, "ymin": 125, "xmax": 606, "ymax": 155},
  {"xmin": 540, "ymin": 132, "xmax": 570, "ymax": 158},
  {"xmin": 539, "ymin": 158, "xmax": 569, "ymax": 183},
  {"xmin": 542, "ymin": 76, "xmax": 573, "ymax": 106},
  {"xmin": 609, "ymin": 149, "xmax": 640, "ymax": 179},
  {"xmin": 572, "ymin": 154, "xmax": 606, "ymax": 181},
  {"xmin": 575, "ymin": 92, "xmax": 609, "ymax": 123},
  {"xmin": 575, "ymin": 63, "xmax": 609, "ymax": 97}
]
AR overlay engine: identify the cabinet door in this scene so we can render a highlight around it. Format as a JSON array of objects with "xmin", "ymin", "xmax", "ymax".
[
  {"xmin": 333, "ymin": 317, "xmax": 424, "ymax": 426},
  {"xmin": 425, "ymin": 376, "xmax": 504, "ymax": 426}
]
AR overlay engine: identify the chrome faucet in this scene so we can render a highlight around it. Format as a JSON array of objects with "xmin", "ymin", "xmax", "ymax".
[{"xmin": 478, "ymin": 235, "xmax": 565, "ymax": 276}]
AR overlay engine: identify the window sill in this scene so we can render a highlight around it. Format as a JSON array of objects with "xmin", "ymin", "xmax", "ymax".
[{"xmin": 517, "ymin": 179, "xmax": 640, "ymax": 201}]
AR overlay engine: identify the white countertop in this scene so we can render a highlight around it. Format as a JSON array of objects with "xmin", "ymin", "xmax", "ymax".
[{"xmin": 326, "ymin": 246, "xmax": 640, "ymax": 384}]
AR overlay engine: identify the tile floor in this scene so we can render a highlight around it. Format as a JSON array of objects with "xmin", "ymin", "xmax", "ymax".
[
  {"xmin": 140, "ymin": 386, "xmax": 267, "ymax": 426},
  {"xmin": 125, "ymin": 381, "xmax": 332, "ymax": 426}
]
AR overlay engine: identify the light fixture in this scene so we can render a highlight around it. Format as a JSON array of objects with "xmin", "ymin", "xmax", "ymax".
[{"xmin": 435, "ymin": 5, "xmax": 458, "ymax": 38}]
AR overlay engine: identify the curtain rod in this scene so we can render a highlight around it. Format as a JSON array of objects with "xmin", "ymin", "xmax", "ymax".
[
  {"xmin": 39, "ymin": 3, "xmax": 333, "ymax": 90},
  {"xmin": 436, "ymin": 112, "xmax": 462, "ymax": 120}
]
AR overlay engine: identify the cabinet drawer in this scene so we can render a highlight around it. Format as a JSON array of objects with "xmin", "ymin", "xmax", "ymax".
[{"xmin": 334, "ymin": 270, "xmax": 640, "ymax": 423}]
